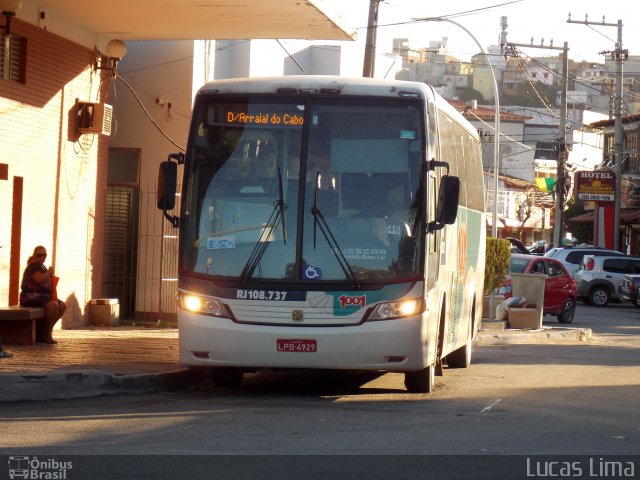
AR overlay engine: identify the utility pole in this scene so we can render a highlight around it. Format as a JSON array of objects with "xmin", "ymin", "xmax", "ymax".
[
  {"xmin": 501, "ymin": 19, "xmax": 569, "ymax": 247},
  {"xmin": 362, "ymin": 0, "xmax": 381, "ymax": 77},
  {"xmin": 567, "ymin": 14, "xmax": 627, "ymax": 251}
]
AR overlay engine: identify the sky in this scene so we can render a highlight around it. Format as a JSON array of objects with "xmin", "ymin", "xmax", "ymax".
[{"xmin": 341, "ymin": 0, "xmax": 640, "ymax": 65}]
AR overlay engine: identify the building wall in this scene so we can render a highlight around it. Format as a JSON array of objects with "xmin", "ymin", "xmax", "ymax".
[
  {"xmin": 396, "ymin": 62, "xmax": 429, "ymax": 83},
  {"xmin": 109, "ymin": 41, "xmax": 194, "ymax": 316},
  {"xmin": 473, "ymin": 66, "xmax": 498, "ymax": 101},
  {"xmin": 214, "ymin": 41, "xmax": 251, "ymax": 79},
  {"xmin": 0, "ymin": 20, "xmax": 107, "ymax": 326},
  {"xmin": 213, "ymin": 40, "xmax": 355, "ymax": 79},
  {"xmin": 475, "ymin": 120, "xmax": 532, "ymax": 181}
]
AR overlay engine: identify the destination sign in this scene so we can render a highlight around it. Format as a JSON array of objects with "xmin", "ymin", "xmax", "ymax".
[{"xmin": 226, "ymin": 111, "xmax": 304, "ymax": 126}]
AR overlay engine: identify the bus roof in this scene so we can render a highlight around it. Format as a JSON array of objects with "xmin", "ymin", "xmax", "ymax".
[{"xmin": 197, "ymin": 75, "xmax": 430, "ymax": 98}]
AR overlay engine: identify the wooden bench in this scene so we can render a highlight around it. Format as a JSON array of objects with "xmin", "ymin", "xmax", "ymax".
[{"xmin": 0, "ymin": 306, "xmax": 46, "ymax": 345}]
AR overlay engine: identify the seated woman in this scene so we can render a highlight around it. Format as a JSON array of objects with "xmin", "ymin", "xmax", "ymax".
[{"xmin": 19, "ymin": 246, "xmax": 66, "ymax": 344}]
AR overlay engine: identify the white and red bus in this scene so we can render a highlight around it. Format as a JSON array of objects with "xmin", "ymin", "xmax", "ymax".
[{"xmin": 158, "ymin": 76, "xmax": 485, "ymax": 393}]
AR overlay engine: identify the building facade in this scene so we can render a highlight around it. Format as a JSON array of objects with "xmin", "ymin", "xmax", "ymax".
[
  {"xmin": 588, "ymin": 114, "xmax": 640, "ymax": 254},
  {"xmin": 0, "ymin": 1, "xmax": 357, "ymax": 325},
  {"xmin": 0, "ymin": 19, "xmax": 110, "ymax": 326}
]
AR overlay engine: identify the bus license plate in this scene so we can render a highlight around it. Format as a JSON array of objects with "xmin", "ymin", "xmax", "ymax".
[{"xmin": 277, "ymin": 339, "xmax": 317, "ymax": 352}]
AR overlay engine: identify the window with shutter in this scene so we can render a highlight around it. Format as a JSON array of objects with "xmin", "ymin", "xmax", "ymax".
[{"xmin": 0, "ymin": 34, "xmax": 26, "ymax": 83}]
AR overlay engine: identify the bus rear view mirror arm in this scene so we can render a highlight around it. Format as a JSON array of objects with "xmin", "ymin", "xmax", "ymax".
[{"xmin": 428, "ymin": 158, "xmax": 450, "ymax": 174}]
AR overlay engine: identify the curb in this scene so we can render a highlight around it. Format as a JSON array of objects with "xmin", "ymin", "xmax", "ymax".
[
  {"xmin": 1, "ymin": 327, "xmax": 593, "ymax": 402},
  {"xmin": 0, "ymin": 367, "xmax": 210, "ymax": 403},
  {"xmin": 476, "ymin": 327, "xmax": 593, "ymax": 346}
]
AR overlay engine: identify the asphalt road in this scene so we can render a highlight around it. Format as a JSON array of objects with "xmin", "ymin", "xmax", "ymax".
[{"xmin": 1, "ymin": 303, "xmax": 638, "ymax": 478}]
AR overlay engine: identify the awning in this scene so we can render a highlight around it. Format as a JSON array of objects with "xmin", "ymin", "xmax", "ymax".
[
  {"xmin": 501, "ymin": 218, "xmax": 521, "ymax": 228},
  {"xmin": 485, "ymin": 217, "xmax": 522, "ymax": 228},
  {"xmin": 13, "ymin": 0, "xmax": 357, "ymax": 43},
  {"xmin": 622, "ymin": 210, "xmax": 640, "ymax": 223},
  {"xmin": 568, "ymin": 212, "xmax": 594, "ymax": 223},
  {"xmin": 568, "ymin": 209, "xmax": 640, "ymax": 224}
]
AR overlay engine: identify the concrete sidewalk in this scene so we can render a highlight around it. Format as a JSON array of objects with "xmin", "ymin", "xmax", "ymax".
[
  {"xmin": 0, "ymin": 327, "xmax": 208, "ymax": 402},
  {"xmin": 0, "ymin": 324, "xmax": 592, "ymax": 403}
]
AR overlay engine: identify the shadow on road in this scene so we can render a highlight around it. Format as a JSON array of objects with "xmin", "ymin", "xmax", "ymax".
[{"xmin": 475, "ymin": 342, "xmax": 640, "ymax": 367}]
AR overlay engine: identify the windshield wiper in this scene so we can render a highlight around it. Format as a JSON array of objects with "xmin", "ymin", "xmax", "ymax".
[
  {"xmin": 412, "ymin": 164, "xmax": 426, "ymax": 235},
  {"xmin": 277, "ymin": 167, "xmax": 287, "ymax": 244},
  {"xmin": 239, "ymin": 167, "xmax": 287, "ymax": 284},
  {"xmin": 310, "ymin": 171, "xmax": 360, "ymax": 288}
]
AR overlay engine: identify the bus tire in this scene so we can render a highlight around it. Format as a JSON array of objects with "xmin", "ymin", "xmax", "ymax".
[
  {"xmin": 446, "ymin": 322, "xmax": 473, "ymax": 368},
  {"xmin": 212, "ymin": 367, "xmax": 244, "ymax": 388},
  {"xmin": 404, "ymin": 364, "xmax": 435, "ymax": 393}
]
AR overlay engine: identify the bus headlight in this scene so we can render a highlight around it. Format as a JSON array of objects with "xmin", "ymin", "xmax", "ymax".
[
  {"xmin": 180, "ymin": 294, "xmax": 229, "ymax": 318},
  {"xmin": 369, "ymin": 298, "xmax": 423, "ymax": 320}
]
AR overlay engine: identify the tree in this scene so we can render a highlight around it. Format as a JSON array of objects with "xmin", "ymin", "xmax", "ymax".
[
  {"xmin": 564, "ymin": 197, "xmax": 593, "ymax": 244},
  {"xmin": 457, "ymin": 86, "xmax": 485, "ymax": 103},
  {"xmin": 515, "ymin": 187, "xmax": 554, "ymax": 239},
  {"xmin": 500, "ymin": 80, "xmax": 559, "ymax": 108}
]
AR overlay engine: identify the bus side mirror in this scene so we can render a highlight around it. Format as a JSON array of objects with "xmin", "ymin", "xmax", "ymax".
[
  {"xmin": 437, "ymin": 175, "xmax": 460, "ymax": 225},
  {"xmin": 157, "ymin": 161, "xmax": 177, "ymax": 211},
  {"xmin": 429, "ymin": 175, "xmax": 460, "ymax": 232}
]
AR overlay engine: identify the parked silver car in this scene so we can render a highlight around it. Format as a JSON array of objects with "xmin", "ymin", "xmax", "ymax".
[
  {"xmin": 620, "ymin": 274, "xmax": 640, "ymax": 307},
  {"xmin": 575, "ymin": 254, "xmax": 640, "ymax": 306},
  {"xmin": 544, "ymin": 246, "xmax": 625, "ymax": 278}
]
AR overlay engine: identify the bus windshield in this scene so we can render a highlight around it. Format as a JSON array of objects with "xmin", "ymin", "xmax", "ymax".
[{"xmin": 181, "ymin": 96, "xmax": 424, "ymax": 284}]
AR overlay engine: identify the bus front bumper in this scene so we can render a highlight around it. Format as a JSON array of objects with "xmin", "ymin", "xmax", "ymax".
[{"xmin": 178, "ymin": 311, "xmax": 432, "ymax": 372}]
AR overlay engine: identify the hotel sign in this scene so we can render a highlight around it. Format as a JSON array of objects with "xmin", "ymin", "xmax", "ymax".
[{"xmin": 574, "ymin": 171, "xmax": 615, "ymax": 203}]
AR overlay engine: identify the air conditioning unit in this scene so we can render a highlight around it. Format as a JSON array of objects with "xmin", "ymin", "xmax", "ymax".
[{"xmin": 76, "ymin": 101, "xmax": 113, "ymax": 136}]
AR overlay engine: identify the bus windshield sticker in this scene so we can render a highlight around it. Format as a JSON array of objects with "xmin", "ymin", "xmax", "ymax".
[
  {"xmin": 207, "ymin": 237, "xmax": 236, "ymax": 249},
  {"xmin": 337, "ymin": 294, "xmax": 366, "ymax": 309},
  {"xmin": 341, "ymin": 248, "xmax": 386, "ymax": 261},
  {"xmin": 400, "ymin": 130, "xmax": 416, "ymax": 139},
  {"xmin": 388, "ymin": 225, "xmax": 402, "ymax": 235},
  {"xmin": 303, "ymin": 264, "xmax": 322, "ymax": 280}
]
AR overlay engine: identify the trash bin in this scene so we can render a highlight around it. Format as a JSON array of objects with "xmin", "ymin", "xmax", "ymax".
[
  {"xmin": 88, "ymin": 299, "xmax": 119, "ymax": 327},
  {"xmin": 508, "ymin": 273, "xmax": 545, "ymax": 329}
]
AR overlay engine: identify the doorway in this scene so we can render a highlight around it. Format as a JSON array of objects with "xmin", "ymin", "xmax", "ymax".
[{"xmin": 102, "ymin": 149, "xmax": 140, "ymax": 319}]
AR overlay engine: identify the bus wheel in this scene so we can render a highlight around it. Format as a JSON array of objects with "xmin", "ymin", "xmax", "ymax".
[
  {"xmin": 212, "ymin": 367, "xmax": 244, "ymax": 388},
  {"xmin": 446, "ymin": 322, "xmax": 473, "ymax": 368},
  {"xmin": 404, "ymin": 364, "xmax": 435, "ymax": 393}
]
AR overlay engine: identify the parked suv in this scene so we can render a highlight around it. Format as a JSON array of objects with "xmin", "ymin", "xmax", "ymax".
[
  {"xmin": 575, "ymin": 255, "xmax": 640, "ymax": 306},
  {"xmin": 544, "ymin": 246, "xmax": 625, "ymax": 277},
  {"xmin": 620, "ymin": 274, "xmax": 640, "ymax": 307}
]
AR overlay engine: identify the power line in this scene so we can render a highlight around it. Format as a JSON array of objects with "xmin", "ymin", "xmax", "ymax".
[
  {"xmin": 275, "ymin": 39, "xmax": 305, "ymax": 73},
  {"xmin": 468, "ymin": 111, "xmax": 535, "ymax": 150},
  {"xmin": 585, "ymin": 24, "xmax": 617, "ymax": 45},
  {"xmin": 116, "ymin": 74, "xmax": 186, "ymax": 152},
  {"xmin": 356, "ymin": 0, "xmax": 525, "ymax": 30},
  {"xmin": 119, "ymin": 55, "xmax": 193, "ymax": 75},
  {"xmin": 515, "ymin": 50, "xmax": 609, "ymax": 96},
  {"xmin": 512, "ymin": 55, "xmax": 558, "ymax": 115}
]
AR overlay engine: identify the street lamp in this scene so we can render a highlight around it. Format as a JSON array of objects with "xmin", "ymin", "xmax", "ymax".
[
  {"xmin": 412, "ymin": 16, "xmax": 501, "ymax": 237},
  {"xmin": 0, "ymin": 0, "xmax": 22, "ymax": 35}
]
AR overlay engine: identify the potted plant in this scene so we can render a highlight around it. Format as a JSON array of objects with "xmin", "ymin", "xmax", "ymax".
[{"xmin": 483, "ymin": 237, "xmax": 511, "ymax": 319}]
